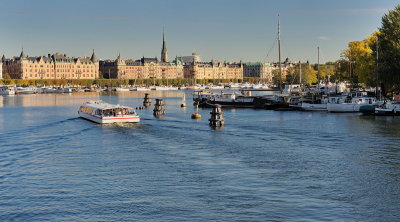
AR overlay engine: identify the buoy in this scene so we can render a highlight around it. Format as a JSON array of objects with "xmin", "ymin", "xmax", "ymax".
[
  {"xmin": 181, "ymin": 93, "xmax": 186, "ymax": 107},
  {"xmin": 191, "ymin": 102, "xmax": 201, "ymax": 119},
  {"xmin": 191, "ymin": 113, "xmax": 201, "ymax": 119}
]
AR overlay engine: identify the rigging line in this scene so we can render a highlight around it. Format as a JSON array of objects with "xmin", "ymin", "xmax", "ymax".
[
  {"xmin": 265, "ymin": 37, "xmax": 278, "ymax": 62},
  {"xmin": 281, "ymin": 35, "xmax": 293, "ymax": 62}
]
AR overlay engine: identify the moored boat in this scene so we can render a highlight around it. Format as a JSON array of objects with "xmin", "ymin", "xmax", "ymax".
[
  {"xmin": 78, "ymin": 101, "xmax": 140, "ymax": 124},
  {"xmin": 360, "ymin": 100, "xmax": 400, "ymax": 116},
  {"xmin": 327, "ymin": 92, "xmax": 377, "ymax": 113},
  {"xmin": 0, "ymin": 86, "xmax": 15, "ymax": 95},
  {"xmin": 116, "ymin": 87, "xmax": 130, "ymax": 92}
]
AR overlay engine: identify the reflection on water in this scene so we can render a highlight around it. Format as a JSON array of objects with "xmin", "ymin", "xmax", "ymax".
[
  {"xmin": 0, "ymin": 91, "xmax": 186, "ymax": 107},
  {"xmin": 0, "ymin": 92, "xmax": 399, "ymax": 221}
]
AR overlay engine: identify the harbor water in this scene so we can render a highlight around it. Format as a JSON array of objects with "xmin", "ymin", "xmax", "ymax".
[{"xmin": 0, "ymin": 92, "xmax": 399, "ymax": 221}]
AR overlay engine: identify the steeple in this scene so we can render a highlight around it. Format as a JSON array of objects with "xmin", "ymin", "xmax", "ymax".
[
  {"xmin": 19, "ymin": 48, "xmax": 26, "ymax": 59},
  {"xmin": 1, "ymin": 54, "xmax": 5, "ymax": 62},
  {"xmin": 116, "ymin": 52, "xmax": 125, "ymax": 65},
  {"xmin": 161, "ymin": 30, "xmax": 168, "ymax": 62},
  {"xmin": 90, "ymin": 49, "xmax": 98, "ymax": 63}
]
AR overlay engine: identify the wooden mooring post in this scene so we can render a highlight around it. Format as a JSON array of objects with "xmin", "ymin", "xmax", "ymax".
[
  {"xmin": 153, "ymin": 99, "xmax": 166, "ymax": 117},
  {"xmin": 143, "ymin": 93, "xmax": 152, "ymax": 108},
  {"xmin": 209, "ymin": 104, "xmax": 224, "ymax": 127}
]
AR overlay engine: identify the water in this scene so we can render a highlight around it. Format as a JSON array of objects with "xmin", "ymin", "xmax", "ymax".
[{"xmin": 0, "ymin": 92, "xmax": 399, "ymax": 221}]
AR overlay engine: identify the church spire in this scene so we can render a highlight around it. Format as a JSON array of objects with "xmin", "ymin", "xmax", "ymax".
[
  {"xmin": 20, "ymin": 48, "xmax": 26, "ymax": 59},
  {"xmin": 161, "ymin": 29, "xmax": 168, "ymax": 62},
  {"xmin": 90, "ymin": 49, "xmax": 98, "ymax": 63}
]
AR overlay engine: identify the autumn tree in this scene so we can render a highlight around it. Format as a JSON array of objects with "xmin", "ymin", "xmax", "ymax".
[{"xmin": 341, "ymin": 32, "xmax": 378, "ymax": 86}]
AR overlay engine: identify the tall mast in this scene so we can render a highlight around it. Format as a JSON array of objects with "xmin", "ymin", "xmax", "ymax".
[
  {"xmin": 376, "ymin": 35, "xmax": 380, "ymax": 99},
  {"xmin": 317, "ymin": 46, "xmax": 320, "ymax": 83},
  {"xmin": 299, "ymin": 61, "xmax": 302, "ymax": 84},
  {"xmin": 278, "ymin": 14, "xmax": 282, "ymax": 91}
]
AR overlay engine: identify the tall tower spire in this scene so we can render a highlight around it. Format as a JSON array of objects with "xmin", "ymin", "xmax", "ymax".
[{"xmin": 161, "ymin": 29, "xmax": 168, "ymax": 62}]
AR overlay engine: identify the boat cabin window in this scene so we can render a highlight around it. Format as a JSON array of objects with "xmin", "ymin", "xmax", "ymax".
[
  {"xmin": 102, "ymin": 108, "xmax": 133, "ymax": 116},
  {"xmin": 79, "ymin": 106, "xmax": 94, "ymax": 114}
]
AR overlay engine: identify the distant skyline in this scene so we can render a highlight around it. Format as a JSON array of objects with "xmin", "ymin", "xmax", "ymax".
[{"xmin": 0, "ymin": 0, "xmax": 396, "ymax": 63}]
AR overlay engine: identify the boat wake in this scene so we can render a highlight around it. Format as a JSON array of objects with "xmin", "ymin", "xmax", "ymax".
[{"xmin": 0, "ymin": 117, "xmax": 82, "ymax": 139}]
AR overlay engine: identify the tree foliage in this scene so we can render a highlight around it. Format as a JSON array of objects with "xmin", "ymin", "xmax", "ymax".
[
  {"xmin": 379, "ymin": 4, "xmax": 400, "ymax": 92},
  {"xmin": 341, "ymin": 32, "xmax": 378, "ymax": 86}
]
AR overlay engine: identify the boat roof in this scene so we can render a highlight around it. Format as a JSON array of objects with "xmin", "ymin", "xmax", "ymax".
[{"xmin": 81, "ymin": 101, "xmax": 132, "ymax": 110}]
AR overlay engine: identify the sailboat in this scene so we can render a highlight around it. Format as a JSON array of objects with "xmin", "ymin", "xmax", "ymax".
[
  {"xmin": 299, "ymin": 47, "xmax": 328, "ymax": 111},
  {"xmin": 262, "ymin": 15, "xmax": 293, "ymax": 110}
]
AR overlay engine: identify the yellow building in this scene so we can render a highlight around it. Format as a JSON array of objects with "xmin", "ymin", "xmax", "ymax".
[
  {"xmin": 183, "ymin": 60, "xmax": 243, "ymax": 80},
  {"xmin": 2, "ymin": 50, "xmax": 99, "ymax": 79},
  {"xmin": 99, "ymin": 55, "xmax": 184, "ymax": 79}
]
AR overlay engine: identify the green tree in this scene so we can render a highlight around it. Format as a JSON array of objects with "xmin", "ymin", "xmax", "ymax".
[{"xmin": 379, "ymin": 4, "xmax": 400, "ymax": 92}]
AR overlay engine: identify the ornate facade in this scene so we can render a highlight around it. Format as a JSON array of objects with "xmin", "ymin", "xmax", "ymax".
[
  {"xmin": 2, "ymin": 50, "xmax": 99, "ymax": 79},
  {"xmin": 0, "ymin": 56, "xmax": 2, "ymax": 79},
  {"xmin": 99, "ymin": 55, "xmax": 184, "ymax": 79},
  {"xmin": 244, "ymin": 62, "xmax": 274, "ymax": 83},
  {"xmin": 183, "ymin": 60, "xmax": 243, "ymax": 80}
]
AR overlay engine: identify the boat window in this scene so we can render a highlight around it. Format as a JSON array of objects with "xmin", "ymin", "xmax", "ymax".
[{"xmin": 80, "ymin": 106, "xmax": 93, "ymax": 114}]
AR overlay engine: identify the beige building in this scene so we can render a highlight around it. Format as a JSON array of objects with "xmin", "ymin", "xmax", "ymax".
[
  {"xmin": 99, "ymin": 55, "xmax": 184, "ymax": 79},
  {"xmin": 244, "ymin": 62, "xmax": 274, "ymax": 83},
  {"xmin": 2, "ymin": 50, "xmax": 99, "ymax": 80},
  {"xmin": 0, "ymin": 55, "xmax": 2, "ymax": 79},
  {"xmin": 184, "ymin": 60, "xmax": 243, "ymax": 80},
  {"xmin": 99, "ymin": 33, "xmax": 184, "ymax": 80},
  {"xmin": 177, "ymin": 53, "xmax": 201, "ymax": 64}
]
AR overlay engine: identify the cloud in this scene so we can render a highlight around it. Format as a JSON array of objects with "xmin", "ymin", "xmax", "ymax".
[{"xmin": 318, "ymin": 36, "xmax": 330, "ymax": 41}]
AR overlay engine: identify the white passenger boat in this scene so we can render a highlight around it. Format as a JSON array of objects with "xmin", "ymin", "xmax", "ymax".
[
  {"xmin": 0, "ymin": 86, "xmax": 15, "ymax": 95},
  {"xmin": 78, "ymin": 101, "xmax": 140, "ymax": 124}
]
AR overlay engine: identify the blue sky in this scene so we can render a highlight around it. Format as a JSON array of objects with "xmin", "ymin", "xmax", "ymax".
[{"xmin": 0, "ymin": 0, "xmax": 396, "ymax": 63}]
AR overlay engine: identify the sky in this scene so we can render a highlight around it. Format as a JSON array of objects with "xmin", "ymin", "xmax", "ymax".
[{"xmin": 0, "ymin": 0, "xmax": 397, "ymax": 63}]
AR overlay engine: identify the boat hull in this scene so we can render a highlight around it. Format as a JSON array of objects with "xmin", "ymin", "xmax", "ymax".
[
  {"xmin": 78, "ymin": 111, "xmax": 140, "ymax": 124},
  {"xmin": 327, "ymin": 103, "xmax": 363, "ymax": 113},
  {"xmin": 301, "ymin": 103, "xmax": 327, "ymax": 111}
]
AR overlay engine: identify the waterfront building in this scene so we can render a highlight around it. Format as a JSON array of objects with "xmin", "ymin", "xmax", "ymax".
[
  {"xmin": 177, "ymin": 53, "xmax": 201, "ymax": 64},
  {"xmin": 272, "ymin": 58, "xmax": 295, "ymax": 81},
  {"xmin": 0, "ymin": 55, "xmax": 3, "ymax": 79},
  {"xmin": 2, "ymin": 49, "xmax": 99, "ymax": 79},
  {"xmin": 244, "ymin": 62, "xmax": 274, "ymax": 83},
  {"xmin": 183, "ymin": 60, "xmax": 243, "ymax": 80},
  {"xmin": 99, "ymin": 33, "xmax": 183, "ymax": 80},
  {"xmin": 99, "ymin": 55, "xmax": 184, "ymax": 79}
]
